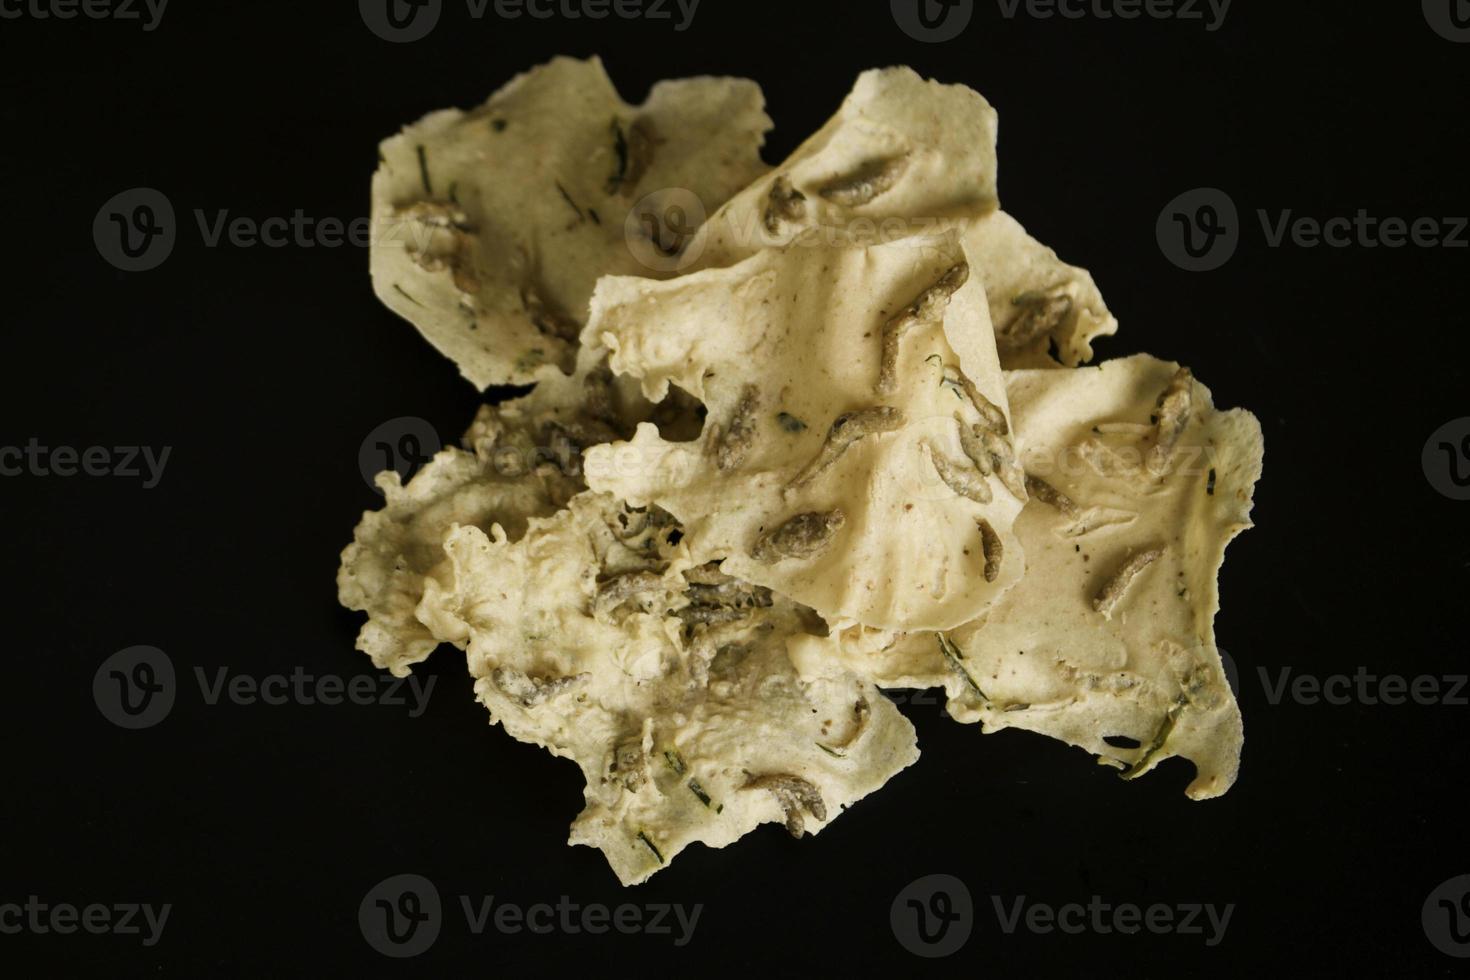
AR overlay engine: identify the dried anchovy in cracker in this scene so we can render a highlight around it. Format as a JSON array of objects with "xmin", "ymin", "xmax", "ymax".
[
  {"xmin": 370, "ymin": 57, "xmax": 771, "ymax": 387},
  {"xmin": 585, "ymin": 231, "xmax": 1024, "ymax": 632},
  {"xmin": 819, "ymin": 355, "xmax": 1262, "ymax": 801},
  {"xmin": 413, "ymin": 491, "xmax": 917, "ymax": 885}
]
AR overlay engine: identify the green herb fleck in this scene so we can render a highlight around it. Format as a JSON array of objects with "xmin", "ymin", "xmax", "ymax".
[
  {"xmin": 637, "ymin": 831, "xmax": 665, "ymax": 865},
  {"xmin": 663, "ymin": 748, "xmax": 687, "ymax": 775},
  {"xmin": 415, "ymin": 145, "xmax": 432, "ymax": 195},
  {"xmin": 392, "ymin": 284, "xmax": 425, "ymax": 308},
  {"xmin": 937, "ymin": 633, "xmax": 988, "ymax": 703},
  {"xmin": 687, "ymin": 779, "xmax": 713, "ymax": 807}
]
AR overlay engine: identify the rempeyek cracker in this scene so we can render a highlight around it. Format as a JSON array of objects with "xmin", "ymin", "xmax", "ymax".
[
  {"xmin": 808, "ymin": 355, "xmax": 1263, "ymax": 799},
  {"xmin": 370, "ymin": 56, "xmax": 771, "ymax": 388},
  {"xmin": 583, "ymin": 231, "xmax": 1028, "ymax": 633},
  {"xmin": 337, "ymin": 343, "xmax": 708, "ymax": 678},
  {"xmin": 413, "ymin": 491, "xmax": 919, "ymax": 885},
  {"xmin": 678, "ymin": 67, "xmax": 1116, "ymax": 368}
]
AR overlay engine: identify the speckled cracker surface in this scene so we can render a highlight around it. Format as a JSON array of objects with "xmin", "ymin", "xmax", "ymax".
[
  {"xmin": 584, "ymin": 231, "xmax": 1027, "ymax": 632},
  {"xmin": 415, "ymin": 492, "xmax": 919, "ymax": 885},
  {"xmin": 371, "ymin": 56, "xmax": 771, "ymax": 388},
  {"xmin": 816, "ymin": 355, "xmax": 1262, "ymax": 798}
]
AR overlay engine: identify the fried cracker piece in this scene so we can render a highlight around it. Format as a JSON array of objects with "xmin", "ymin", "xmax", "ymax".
[
  {"xmin": 583, "ymin": 231, "xmax": 1025, "ymax": 632},
  {"xmin": 370, "ymin": 57, "xmax": 771, "ymax": 388},
  {"xmin": 414, "ymin": 492, "xmax": 918, "ymax": 885},
  {"xmin": 807, "ymin": 355, "xmax": 1262, "ymax": 799}
]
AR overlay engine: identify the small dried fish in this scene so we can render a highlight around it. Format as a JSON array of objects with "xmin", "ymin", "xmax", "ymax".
[
  {"xmin": 956, "ymin": 415, "xmax": 994, "ymax": 477},
  {"xmin": 595, "ymin": 570, "xmax": 667, "ymax": 615},
  {"xmin": 788, "ymin": 407, "xmax": 905, "ymax": 490},
  {"xmin": 1024, "ymin": 474, "xmax": 1080, "ymax": 518},
  {"xmin": 977, "ymin": 518, "xmax": 1004, "ymax": 583},
  {"xmin": 1093, "ymin": 547, "xmax": 1165, "ymax": 619},
  {"xmin": 717, "ymin": 385, "xmax": 762, "ymax": 471},
  {"xmin": 743, "ymin": 774, "xmax": 827, "ymax": 837},
  {"xmin": 762, "ymin": 175, "xmax": 807, "ymax": 233},
  {"xmin": 943, "ymin": 365, "xmax": 1008, "ymax": 434},
  {"xmin": 923, "ymin": 442, "xmax": 992, "ymax": 504},
  {"xmin": 981, "ymin": 427, "xmax": 1028, "ymax": 502},
  {"xmin": 1149, "ymin": 368, "xmax": 1195, "ymax": 475},
  {"xmin": 818, "ymin": 155, "xmax": 910, "ymax": 207},
  {"xmin": 999, "ymin": 289, "xmax": 1072, "ymax": 353},
  {"xmin": 492, "ymin": 666, "xmax": 589, "ymax": 708},
  {"xmin": 877, "ymin": 263, "xmax": 969, "ymax": 396},
  {"xmin": 751, "ymin": 510, "xmax": 846, "ymax": 563}
]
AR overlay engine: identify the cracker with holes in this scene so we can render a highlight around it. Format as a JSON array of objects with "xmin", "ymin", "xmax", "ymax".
[
  {"xmin": 337, "ymin": 343, "xmax": 707, "ymax": 677},
  {"xmin": 370, "ymin": 56, "xmax": 771, "ymax": 388},
  {"xmin": 414, "ymin": 492, "xmax": 919, "ymax": 885},
  {"xmin": 812, "ymin": 355, "xmax": 1263, "ymax": 799},
  {"xmin": 583, "ymin": 231, "xmax": 1028, "ymax": 632}
]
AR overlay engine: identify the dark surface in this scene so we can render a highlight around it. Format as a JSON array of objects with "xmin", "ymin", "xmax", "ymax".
[{"xmin": 2, "ymin": 2, "xmax": 1468, "ymax": 975}]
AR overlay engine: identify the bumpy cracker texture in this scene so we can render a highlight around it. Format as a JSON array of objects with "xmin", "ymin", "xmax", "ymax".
[
  {"xmin": 584, "ymin": 233, "xmax": 1026, "ymax": 633},
  {"xmin": 414, "ymin": 492, "xmax": 919, "ymax": 885},
  {"xmin": 810, "ymin": 355, "xmax": 1262, "ymax": 799},
  {"xmin": 961, "ymin": 212, "xmax": 1118, "ymax": 369},
  {"xmin": 681, "ymin": 68, "xmax": 1115, "ymax": 368},
  {"xmin": 371, "ymin": 56, "xmax": 771, "ymax": 388},
  {"xmin": 689, "ymin": 67, "xmax": 999, "ymax": 270}
]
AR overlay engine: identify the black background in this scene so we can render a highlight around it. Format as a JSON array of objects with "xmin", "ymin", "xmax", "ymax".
[{"xmin": 3, "ymin": 1, "xmax": 1468, "ymax": 975}]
